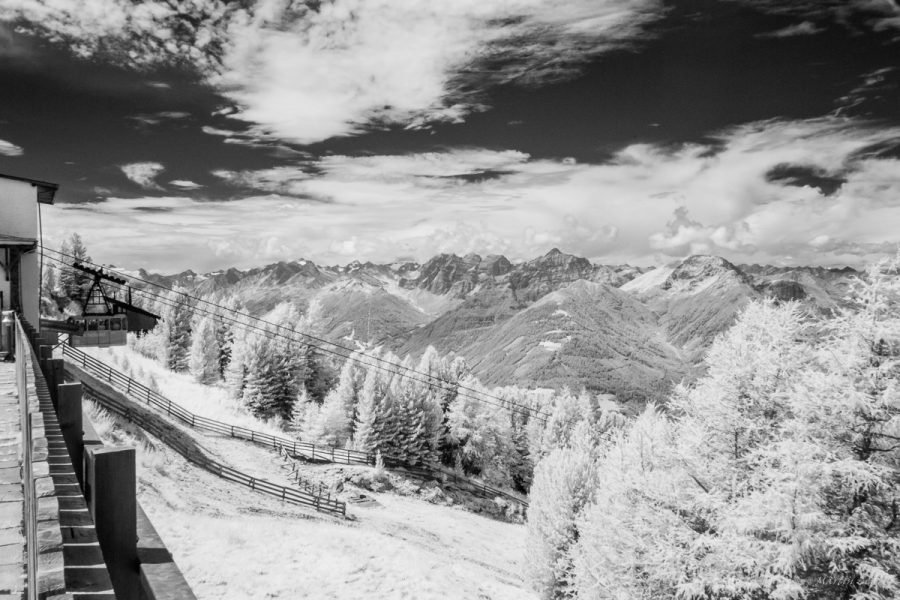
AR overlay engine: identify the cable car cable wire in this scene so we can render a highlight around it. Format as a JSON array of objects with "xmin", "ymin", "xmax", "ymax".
[{"xmin": 41, "ymin": 248, "xmax": 549, "ymax": 421}]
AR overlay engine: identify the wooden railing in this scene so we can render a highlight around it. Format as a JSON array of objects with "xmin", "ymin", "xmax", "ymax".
[
  {"xmin": 61, "ymin": 343, "xmax": 529, "ymax": 510},
  {"xmin": 14, "ymin": 316, "xmax": 38, "ymax": 600},
  {"xmin": 62, "ymin": 344, "xmax": 371, "ymax": 466},
  {"xmin": 61, "ymin": 350, "xmax": 347, "ymax": 517}
]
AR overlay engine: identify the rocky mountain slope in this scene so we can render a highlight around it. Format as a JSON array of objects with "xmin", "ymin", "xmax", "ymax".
[{"xmin": 142, "ymin": 251, "xmax": 860, "ymax": 402}]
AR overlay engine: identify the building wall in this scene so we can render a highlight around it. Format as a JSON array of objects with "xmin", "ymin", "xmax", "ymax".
[
  {"xmin": 20, "ymin": 251, "xmax": 39, "ymax": 325},
  {"xmin": 0, "ymin": 257, "xmax": 9, "ymax": 311},
  {"xmin": 0, "ymin": 177, "xmax": 41, "ymax": 321},
  {"xmin": 0, "ymin": 178, "xmax": 39, "ymax": 240}
]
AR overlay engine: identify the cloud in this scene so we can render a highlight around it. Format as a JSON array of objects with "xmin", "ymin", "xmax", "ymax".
[
  {"xmin": 48, "ymin": 116, "xmax": 900, "ymax": 272},
  {"xmin": 5, "ymin": 0, "xmax": 900, "ymax": 148},
  {"xmin": 0, "ymin": 138, "xmax": 23, "ymax": 156},
  {"xmin": 834, "ymin": 66, "xmax": 898, "ymax": 116},
  {"xmin": 732, "ymin": 1, "xmax": 900, "ymax": 32},
  {"xmin": 2, "ymin": 0, "xmax": 664, "ymax": 143},
  {"xmin": 213, "ymin": 166, "xmax": 314, "ymax": 197},
  {"xmin": 0, "ymin": 0, "xmax": 229, "ymax": 67},
  {"xmin": 213, "ymin": 0, "xmax": 664, "ymax": 143},
  {"xmin": 120, "ymin": 161, "xmax": 165, "ymax": 189},
  {"xmin": 169, "ymin": 180, "xmax": 203, "ymax": 190},
  {"xmin": 127, "ymin": 111, "xmax": 191, "ymax": 127},
  {"xmin": 758, "ymin": 20, "xmax": 824, "ymax": 38}
]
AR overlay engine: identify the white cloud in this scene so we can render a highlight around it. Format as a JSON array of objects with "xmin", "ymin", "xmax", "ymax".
[
  {"xmin": 128, "ymin": 111, "xmax": 191, "ymax": 126},
  {"xmin": 169, "ymin": 179, "xmax": 203, "ymax": 190},
  {"xmin": 120, "ymin": 161, "xmax": 165, "ymax": 189},
  {"xmin": 214, "ymin": 0, "xmax": 664, "ymax": 143},
  {"xmin": 731, "ymin": 1, "xmax": 900, "ymax": 32},
  {"xmin": 1, "ymin": 0, "xmax": 665, "ymax": 143},
  {"xmin": 758, "ymin": 20, "xmax": 824, "ymax": 38},
  {"xmin": 6, "ymin": 1, "xmax": 898, "ymax": 146},
  {"xmin": 46, "ymin": 117, "xmax": 900, "ymax": 272},
  {"xmin": 0, "ymin": 138, "xmax": 23, "ymax": 156}
]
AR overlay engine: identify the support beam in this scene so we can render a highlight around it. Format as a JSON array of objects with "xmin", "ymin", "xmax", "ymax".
[
  {"xmin": 84, "ymin": 446, "xmax": 138, "ymax": 600},
  {"xmin": 57, "ymin": 383, "xmax": 84, "ymax": 486},
  {"xmin": 46, "ymin": 359, "xmax": 64, "ymax": 411}
]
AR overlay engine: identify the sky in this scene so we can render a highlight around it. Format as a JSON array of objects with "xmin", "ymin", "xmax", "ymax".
[{"xmin": 1, "ymin": 0, "xmax": 899, "ymax": 273}]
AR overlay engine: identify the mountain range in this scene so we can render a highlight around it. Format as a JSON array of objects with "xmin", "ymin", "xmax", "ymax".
[{"xmin": 139, "ymin": 250, "xmax": 860, "ymax": 405}]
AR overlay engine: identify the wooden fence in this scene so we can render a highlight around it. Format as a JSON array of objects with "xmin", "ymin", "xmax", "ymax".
[
  {"xmin": 63, "ymin": 347, "xmax": 346, "ymax": 516},
  {"xmin": 61, "ymin": 343, "xmax": 528, "ymax": 510}
]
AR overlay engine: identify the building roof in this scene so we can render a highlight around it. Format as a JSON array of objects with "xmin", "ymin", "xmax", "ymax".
[
  {"xmin": 0, "ymin": 234, "xmax": 37, "ymax": 246},
  {"xmin": 0, "ymin": 172, "xmax": 58, "ymax": 204},
  {"xmin": 108, "ymin": 298, "xmax": 161, "ymax": 320}
]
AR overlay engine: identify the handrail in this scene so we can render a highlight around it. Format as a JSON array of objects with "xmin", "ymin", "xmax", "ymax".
[
  {"xmin": 15, "ymin": 316, "xmax": 38, "ymax": 600},
  {"xmin": 61, "ymin": 343, "xmax": 528, "ymax": 509}
]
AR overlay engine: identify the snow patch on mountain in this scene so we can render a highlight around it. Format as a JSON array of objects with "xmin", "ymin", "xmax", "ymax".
[{"xmin": 620, "ymin": 266, "xmax": 673, "ymax": 294}]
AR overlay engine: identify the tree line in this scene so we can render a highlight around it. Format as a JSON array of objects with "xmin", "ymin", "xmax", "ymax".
[{"xmin": 525, "ymin": 258, "xmax": 900, "ymax": 599}]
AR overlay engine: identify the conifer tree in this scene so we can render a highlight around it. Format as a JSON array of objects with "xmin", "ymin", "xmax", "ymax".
[
  {"xmin": 189, "ymin": 315, "xmax": 220, "ymax": 384},
  {"xmin": 298, "ymin": 393, "xmax": 324, "ymax": 442},
  {"xmin": 415, "ymin": 347, "xmax": 449, "ymax": 465},
  {"xmin": 57, "ymin": 233, "xmax": 92, "ymax": 304},
  {"xmin": 352, "ymin": 366, "xmax": 382, "ymax": 453},
  {"xmin": 303, "ymin": 343, "xmax": 333, "ymax": 403},
  {"xmin": 391, "ymin": 359, "xmax": 429, "ymax": 464},
  {"xmin": 289, "ymin": 390, "xmax": 309, "ymax": 437},
  {"xmin": 526, "ymin": 421, "xmax": 600, "ymax": 598},
  {"xmin": 241, "ymin": 333, "xmax": 284, "ymax": 419},
  {"xmin": 446, "ymin": 376, "xmax": 515, "ymax": 484},
  {"xmin": 160, "ymin": 287, "xmax": 193, "ymax": 372},
  {"xmin": 224, "ymin": 327, "xmax": 253, "ymax": 400},
  {"xmin": 315, "ymin": 389, "xmax": 351, "ymax": 448},
  {"xmin": 334, "ymin": 352, "xmax": 366, "ymax": 433},
  {"xmin": 215, "ymin": 296, "xmax": 240, "ymax": 377}
]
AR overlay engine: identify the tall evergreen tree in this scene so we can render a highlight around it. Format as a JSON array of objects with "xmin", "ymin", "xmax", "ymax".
[
  {"xmin": 303, "ymin": 343, "xmax": 333, "ymax": 403},
  {"xmin": 160, "ymin": 287, "xmax": 193, "ymax": 372},
  {"xmin": 446, "ymin": 375, "xmax": 515, "ymax": 484},
  {"xmin": 57, "ymin": 233, "xmax": 92, "ymax": 306},
  {"xmin": 352, "ymin": 365, "xmax": 382, "ymax": 453},
  {"xmin": 416, "ymin": 347, "xmax": 451, "ymax": 465},
  {"xmin": 334, "ymin": 352, "xmax": 366, "ymax": 434},
  {"xmin": 315, "ymin": 389, "xmax": 351, "ymax": 448},
  {"xmin": 215, "ymin": 295, "xmax": 241, "ymax": 377},
  {"xmin": 189, "ymin": 315, "xmax": 220, "ymax": 384},
  {"xmin": 224, "ymin": 327, "xmax": 254, "ymax": 400},
  {"xmin": 526, "ymin": 422, "xmax": 600, "ymax": 599}
]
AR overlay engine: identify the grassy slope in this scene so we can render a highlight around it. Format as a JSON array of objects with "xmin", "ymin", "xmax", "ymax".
[{"xmin": 84, "ymin": 346, "xmax": 535, "ymax": 600}]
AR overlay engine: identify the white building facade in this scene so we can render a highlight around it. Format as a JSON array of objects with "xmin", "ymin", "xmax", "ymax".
[{"xmin": 0, "ymin": 172, "xmax": 57, "ymax": 327}]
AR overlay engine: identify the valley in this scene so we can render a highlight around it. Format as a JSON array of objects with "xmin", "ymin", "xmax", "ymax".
[{"xmin": 139, "ymin": 250, "xmax": 859, "ymax": 404}]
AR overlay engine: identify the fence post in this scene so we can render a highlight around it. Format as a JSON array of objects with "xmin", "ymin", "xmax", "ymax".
[
  {"xmin": 85, "ymin": 446, "xmax": 139, "ymax": 600},
  {"xmin": 58, "ymin": 382, "xmax": 86, "ymax": 486}
]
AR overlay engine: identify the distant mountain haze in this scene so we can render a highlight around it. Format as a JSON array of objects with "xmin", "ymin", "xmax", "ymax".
[{"xmin": 137, "ymin": 250, "xmax": 860, "ymax": 404}]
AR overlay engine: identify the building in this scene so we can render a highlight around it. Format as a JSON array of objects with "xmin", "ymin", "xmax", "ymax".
[{"xmin": 0, "ymin": 172, "xmax": 58, "ymax": 328}]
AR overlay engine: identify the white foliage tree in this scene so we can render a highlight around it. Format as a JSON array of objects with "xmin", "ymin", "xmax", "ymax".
[
  {"xmin": 160, "ymin": 287, "xmax": 193, "ymax": 372},
  {"xmin": 559, "ymin": 273, "xmax": 900, "ymax": 600},
  {"xmin": 525, "ymin": 420, "xmax": 601, "ymax": 599},
  {"xmin": 446, "ymin": 376, "xmax": 515, "ymax": 485},
  {"xmin": 314, "ymin": 389, "xmax": 351, "ymax": 448},
  {"xmin": 189, "ymin": 315, "xmax": 220, "ymax": 384}
]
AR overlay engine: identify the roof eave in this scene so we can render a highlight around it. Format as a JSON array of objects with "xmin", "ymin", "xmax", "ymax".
[{"xmin": 0, "ymin": 172, "xmax": 59, "ymax": 204}]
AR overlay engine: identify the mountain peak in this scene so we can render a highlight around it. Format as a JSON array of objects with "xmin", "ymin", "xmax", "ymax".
[{"xmin": 662, "ymin": 255, "xmax": 749, "ymax": 290}]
